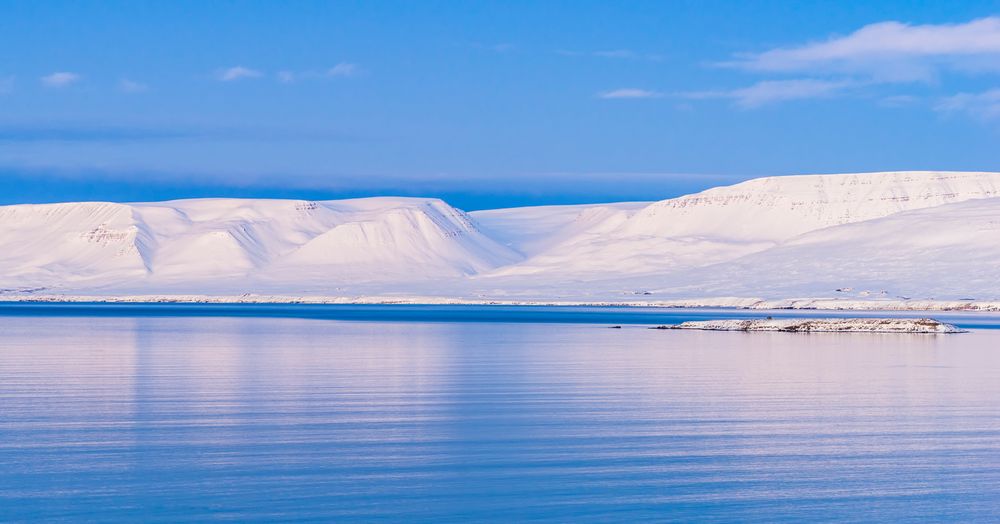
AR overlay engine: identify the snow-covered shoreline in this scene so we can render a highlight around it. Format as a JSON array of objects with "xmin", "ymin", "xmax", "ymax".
[
  {"xmin": 662, "ymin": 318, "xmax": 965, "ymax": 333},
  {"xmin": 3, "ymin": 293, "xmax": 1000, "ymax": 312}
]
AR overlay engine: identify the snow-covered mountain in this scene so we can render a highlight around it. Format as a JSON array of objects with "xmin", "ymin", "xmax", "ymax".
[
  {"xmin": 0, "ymin": 197, "xmax": 520, "ymax": 292},
  {"xmin": 478, "ymin": 171, "xmax": 1000, "ymax": 278},
  {"xmin": 666, "ymin": 196, "xmax": 1000, "ymax": 300},
  {"xmin": 3, "ymin": 171, "xmax": 1000, "ymax": 305},
  {"xmin": 470, "ymin": 202, "xmax": 649, "ymax": 257}
]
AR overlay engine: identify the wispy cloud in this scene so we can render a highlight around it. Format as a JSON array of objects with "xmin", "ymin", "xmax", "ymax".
[
  {"xmin": 675, "ymin": 17, "xmax": 1000, "ymax": 111},
  {"xmin": 725, "ymin": 16, "xmax": 1000, "ymax": 82},
  {"xmin": 560, "ymin": 49, "xmax": 662, "ymax": 61},
  {"xmin": 275, "ymin": 63, "xmax": 360, "ymax": 83},
  {"xmin": 599, "ymin": 88, "xmax": 662, "ymax": 99},
  {"xmin": 326, "ymin": 62, "xmax": 358, "ymax": 77},
  {"xmin": 683, "ymin": 79, "xmax": 855, "ymax": 108},
  {"xmin": 0, "ymin": 124, "xmax": 193, "ymax": 142},
  {"xmin": 0, "ymin": 122, "xmax": 366, "ymax": 143},
  {"xmin": 41, "ymin": 72, "xmax": 81, "ymax": 88},
  {"xmin": 936, "ymin": 89, "xmax": 1000, "ymax": 119},
  {"xmin": 879, "ymin": 94, "xmax": 920, "ymax": 107},
  {"xmin": 471, "ymin": 42, "xmax": 516, "ymax": 53},
  {"xmin": 217, "ymin": 66, "xmax": 263, "ymax": 82},
  {"xmin": 118, "ymin": 78, "xmax": 148, "ymax": 93},
  {"xmin": 593, "ymin": 49, "xmax": 638, "ymax": 59},
  {"xmin": 0, "ymin": 77, "xmax": 12, "ymax": 94}
]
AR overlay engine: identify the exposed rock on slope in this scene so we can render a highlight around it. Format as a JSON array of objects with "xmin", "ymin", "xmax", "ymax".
[{"xmin": 0, "ymin": 202, "xmax": 153, "ymax": 283}]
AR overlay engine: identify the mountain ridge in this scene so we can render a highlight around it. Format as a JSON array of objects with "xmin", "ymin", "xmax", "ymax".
[{"xmin": 3, "ymin": 171, "xmax": 1000, "ymax": 304}]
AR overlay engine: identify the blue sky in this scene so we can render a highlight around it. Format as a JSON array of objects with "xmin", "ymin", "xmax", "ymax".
[{"xmin": 2, "ymin": 0, "xmax": 1000, "ymax": 209}]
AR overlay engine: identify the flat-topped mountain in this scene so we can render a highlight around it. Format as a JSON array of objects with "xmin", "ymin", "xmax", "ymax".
[
  {"xmin": 0, "ymin": 197, "xmax": 520, "ymax": 290},
  {"xmin": 3, "ymin": 171, "xmax": 1000, "ymax": 304},
  {"xmin": 480, "ymin": 171, "xmax": 1000, "ymax": 278}
]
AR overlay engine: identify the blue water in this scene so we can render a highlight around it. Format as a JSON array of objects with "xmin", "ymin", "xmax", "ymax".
[
  {"xmin": 3, "ymin": 302, "xmax": 1000, "ymax": 329},
  {"xmin": 2, "ymin": 305, "xmax": 1000, "ymax": 521}
]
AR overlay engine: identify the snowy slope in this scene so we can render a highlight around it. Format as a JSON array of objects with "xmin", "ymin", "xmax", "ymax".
[
  {"xmin": 4, "ymin": 171, "xmax": 1000, "ymax": 304},
  {"xmin": 0, "ymin": 202, "xmax": 153, "ymax": 287},
  {"xmin": 622, "ymin": 171, "xmax": 1000, "ymax": 241},
  {"xmin": 265, "ymin": 198, "xmax": 521, "ymax": 282},
  {"xmin": 659, "ymin": 197, "xmax": 1000, "ymax": 300},
  {"xmin": 470, "ymin": 202, "xmax": 649, "ymax": 257},
  {"xmin": 0, "ymin": 197, "xmax": 520, "ymax": 291},
  {"xmin": 487, "ymin": 171, "xmax": 1000, "ymax": 278}
]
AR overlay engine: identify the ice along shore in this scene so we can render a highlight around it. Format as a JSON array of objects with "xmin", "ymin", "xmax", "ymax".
[{"xmin": 658, "ymin": 318, "xmax": 964, "ymax": 334}]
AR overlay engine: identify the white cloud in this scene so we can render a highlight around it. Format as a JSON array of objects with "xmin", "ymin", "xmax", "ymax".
[
  {"xmin": 218, "ymin": 66, "xmax": 263, "ymax": 81},
  {"xmin": 599, "ymin": 88, "xmax": 662, "ymax": 99},
  {"xmin": 326, "ymin": 63, "xmax": 358, "ymax": 77},
  {"xmin": 41, "ymin": 72, "xmax": 80, "ymax": 87},
  {"xmin": 470, "ymin": 42, "xmax": 516, "ymax": 53},
  {"xmin": 594, "ymin": 49, "xmax": 637, "ymax": 59},
  {"xmin": 683, "ymin": 79, "xmax": 854, "ymax": 108},
  {"xmin": 119, "ymin": 78, "xmax": 148, "ymax": 93},
  {"xmin": 936, "ymin": 89, "xmax": 1000, "ymax": 119},
  {"xmin": 560, "ymin": 49, "xmax": 662, "ymax": 61},
  {"xmin": 684, "ymin": 18, "xmax": 1000, "ymax": 108},
  {"xmin": 727, "ymin": 17, "xmax": 1000, "ymax": 82},
  {"xmin": 480, "ymin": 43, "xmax": 515, "ymax": 53},
  {"xmin": 275, "ymin": 64, "xmax": 360, "ymax": 83},
  {"xmin": 879, "ymin": 94, "xmax": 920, "ymax": 107}
]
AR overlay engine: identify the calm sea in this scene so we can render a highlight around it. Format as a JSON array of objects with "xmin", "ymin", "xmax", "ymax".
[{"xmin": 2, "ymin": 304, "xmax": 999, "ymax": 521}]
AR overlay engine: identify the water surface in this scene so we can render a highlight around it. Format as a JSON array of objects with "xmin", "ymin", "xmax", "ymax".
[{"xmin": 1, "ymin": 306, "xmax": 999, "ymax": 521}]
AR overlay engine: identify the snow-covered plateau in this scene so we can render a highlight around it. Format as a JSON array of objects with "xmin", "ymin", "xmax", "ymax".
[
  {"xmin": 3, "ymin": 170, "xmax": 1000, "ymax": 310},
  {"xmin": 662, "ymin": 318, "xmax": 965, "ymax": 333}
]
